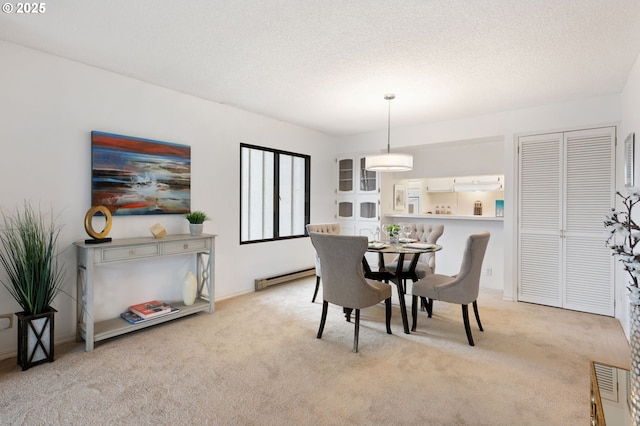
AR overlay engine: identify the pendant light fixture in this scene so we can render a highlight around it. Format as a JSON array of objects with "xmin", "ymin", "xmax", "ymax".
[{"xmin": 364, "ymin": 94, "xmax": 413, "ymax": 172}]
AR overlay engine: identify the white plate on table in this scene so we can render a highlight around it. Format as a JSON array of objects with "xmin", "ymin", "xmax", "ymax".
[
  {"xmin": 399, "ymin": 238, "xmax": 417, "ymax": 243},
  {"xmin": 402, "ymin": 242, "xmax": 437, "ymax": 249},
  {"xmin": 368, "ymin": 242, "xmax": 387, "ymax": 249}
]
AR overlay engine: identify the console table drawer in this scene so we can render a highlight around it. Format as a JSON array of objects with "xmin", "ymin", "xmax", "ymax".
[
  {"xmin": 162, "ymin": 239, "xmax": 209, "ymax": 255},
  {"xmin": 99, "ymin": 244, "xmax": 160, "ymax": 262}
]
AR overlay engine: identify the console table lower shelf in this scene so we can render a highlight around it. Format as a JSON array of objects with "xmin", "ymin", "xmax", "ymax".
[{"xmin": 79, "ymin": 299, "xmax": 210, "ymax": 344}]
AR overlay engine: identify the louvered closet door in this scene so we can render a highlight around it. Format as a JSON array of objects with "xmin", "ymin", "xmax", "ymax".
[
  {"xmin": 563, "ymin": 128, "xmax": 614, "ymax": 316},
  {"xmin": 519, "ymin": 133, "xmax": 563, "ymax": 307},
  {"xmin": 518, "ymin": 127, "xmax": 614, "ymax": 316}
]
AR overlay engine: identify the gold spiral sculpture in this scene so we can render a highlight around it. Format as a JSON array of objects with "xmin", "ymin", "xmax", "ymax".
[{"xmin": 84, "ymin": 206, "xmax": 113, "ymax": 243}]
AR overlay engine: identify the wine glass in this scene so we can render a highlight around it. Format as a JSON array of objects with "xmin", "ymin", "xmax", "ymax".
[
  {"xmin": 401, "ymin": 224, "xmax": 412, "ymax": 241},
  {"xmin": 370, "ymin": 225, "xmax": 380, "ymax": 242},
  {"xmin": 381, "ymin": 224, "xmax": 390, "ymax": 242}
]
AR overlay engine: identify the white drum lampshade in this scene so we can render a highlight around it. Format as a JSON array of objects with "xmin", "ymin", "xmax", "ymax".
[{"xmin": 365, "ymin": 153, "xmax": 413, "ymax": 172}]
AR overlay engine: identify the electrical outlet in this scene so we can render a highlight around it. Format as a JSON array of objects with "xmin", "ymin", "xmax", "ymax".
[
  {"xmin": 0, "ymin": 313, "xmax": 13, "ymax": 330},
  {"xmin": 486, "ymin": 267, "xmax": 492, "ymax": 276}
]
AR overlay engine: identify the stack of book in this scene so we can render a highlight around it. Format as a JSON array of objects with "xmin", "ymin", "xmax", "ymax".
[{"xmin": 120, "ymin": 300, "xmax": 178, "ymax": 324}]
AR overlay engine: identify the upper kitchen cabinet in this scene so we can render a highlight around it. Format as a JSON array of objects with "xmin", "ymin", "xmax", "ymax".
[
  {"xmin": 452, "ymin": 175, "xmax": 502, "ymax": 191},
  {"xmin": 424, "ymin": 177, "xmax": 453, "ymax": 192}
]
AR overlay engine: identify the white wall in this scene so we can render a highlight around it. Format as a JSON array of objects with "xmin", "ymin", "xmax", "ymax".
[
  {"xmin": 336, "ymin": 94, "xmax": 622, "ymax": 303},
  {"xmin": 0, "ymin": 41, "xmax": 337, "ymax": 359},
  {"xmin": 399, "ymin": 136, "xmax": 505, "ymax": 179}
]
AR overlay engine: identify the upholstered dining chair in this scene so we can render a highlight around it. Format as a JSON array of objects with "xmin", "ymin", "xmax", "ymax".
[
  {"xmin": 306, "ymin": 223, "xmax": 341, "ymax": 303},
  {"xmin": 385, "ymin": 223, "xmax": 444, "ymax": 280},
  {"xmin": 411, "ymin": 231, "xmax": 490, "ymax": 346},
  {"xmin": 308, "ymin": 232, "xmax": 392, "ymax": 353}
]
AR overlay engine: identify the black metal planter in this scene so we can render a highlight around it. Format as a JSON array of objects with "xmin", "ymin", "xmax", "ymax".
[{"xmin": 16, "ymin": 308, "xmax": 56, "ymax": 371}]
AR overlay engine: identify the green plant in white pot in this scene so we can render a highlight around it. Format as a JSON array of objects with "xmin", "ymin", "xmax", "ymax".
[
  {"xmin": 185, "ymin": 210, "xmax": 209, "ymax": 236},
  {"xmin": 0, "ymin": 202, "xmax": 65, "ymax": 370}
]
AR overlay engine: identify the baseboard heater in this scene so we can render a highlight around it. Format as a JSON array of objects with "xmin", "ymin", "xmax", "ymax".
[{"xmin": 255, "ymin": 267, "xmax": 316, "ymax": 291}]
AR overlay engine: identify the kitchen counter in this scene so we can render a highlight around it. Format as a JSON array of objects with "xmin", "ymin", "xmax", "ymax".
[{"xmin": 386, "ymin": 213, "xmax": 504, "ymax": 222}]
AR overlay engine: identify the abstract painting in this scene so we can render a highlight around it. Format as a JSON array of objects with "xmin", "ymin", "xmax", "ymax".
[{"xmin": 91, "ymin": 131, "xmax": 191, "ymax": 215}]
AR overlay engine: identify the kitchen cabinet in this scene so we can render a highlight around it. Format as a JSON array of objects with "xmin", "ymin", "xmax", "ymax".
[
  {"xmin": 336, "ymin": 155, "xmax": 380, "ymax": 238},
  {"xmin": 424, "ymin": 177, "xmax": 453, "ymax": 192}
]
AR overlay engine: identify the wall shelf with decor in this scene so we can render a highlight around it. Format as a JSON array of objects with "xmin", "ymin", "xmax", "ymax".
[{"xmin": 73, "ymin": 234, "xmax": 215, "ymax": 351}]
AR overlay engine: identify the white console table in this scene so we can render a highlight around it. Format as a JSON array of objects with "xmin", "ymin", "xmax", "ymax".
[{"xmin": 74, "ymin": 234, "xmax": 215, "ymax": 351}]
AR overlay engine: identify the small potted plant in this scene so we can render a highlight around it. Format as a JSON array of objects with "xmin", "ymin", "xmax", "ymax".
[
  {"xmin": 0, "ymin": 202, "xmax": 65, "ymax": 370},
  {"xmin": 185, "ymin": 210, "xmax": 209, "ymax": 236},
  {"xmin": 385, "ymin": 224, "xmax": 401, "ymax": 244}
]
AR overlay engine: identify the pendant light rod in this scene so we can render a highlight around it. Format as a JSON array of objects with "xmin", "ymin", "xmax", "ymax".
[{"xmin": 385, "ymin": 93, "xmax": 395, "ymax": 154}]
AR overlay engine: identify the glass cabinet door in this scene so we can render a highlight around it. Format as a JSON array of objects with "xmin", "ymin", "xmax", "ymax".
[
  {"xmin": 359, "ymin": 157, "xmax": 378, "ymax": 193},
  {"xmin": 337, "ymin": 158, "xmax": 354, "ymax": 194},
  {"xmin": 359, "ymin": 201, "xmax": 377, "ymax": 220},
  {"xmin": 357, "ymin": 195, "xmax": 379, "ymax": 222},
  {"xmin": 336, "ymin": 198, "xmax": 354, "ymax": 220}
]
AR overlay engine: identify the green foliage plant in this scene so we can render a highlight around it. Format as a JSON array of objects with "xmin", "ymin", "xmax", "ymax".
[
  {"xmin": 185, "ymin": 211, "xmax": 208, "ymax": 224},
  {"xmin": 386, "ymin": 224, "xmax": 400, "ymax": 237},
  {"xmin": 0, "ymin": 202, "xmax": 65, "ymax": 315}
]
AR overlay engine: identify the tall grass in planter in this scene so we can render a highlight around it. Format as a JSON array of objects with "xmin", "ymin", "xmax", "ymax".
[
  {"xmin": 0, "ymin": 202, "xmax": 65, "ymax": 370},
  {"xmin": 186, "ymin": 210, "xmax": 209, "ymax": 236}
]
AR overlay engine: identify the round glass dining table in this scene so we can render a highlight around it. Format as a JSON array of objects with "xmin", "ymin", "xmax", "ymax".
[{"xmin": 363, "ymin": 241, "xmax": 442, "ymax": 334}]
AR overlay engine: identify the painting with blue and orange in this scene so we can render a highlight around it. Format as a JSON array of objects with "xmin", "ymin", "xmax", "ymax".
[{"xmin": 91, "ymin": 131, "xmax": 191, "ymax": 216}]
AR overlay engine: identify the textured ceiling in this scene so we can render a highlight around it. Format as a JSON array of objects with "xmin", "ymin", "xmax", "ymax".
[{"xmin": 2, "ymin": 0, "xmax": 640, "ymax": 136}]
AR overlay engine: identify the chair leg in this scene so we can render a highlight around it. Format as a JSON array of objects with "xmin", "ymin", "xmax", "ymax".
[
  {"xmin": 317, "ymin": 301, "xmax": 328, "ymax": 339},
  {"xmin": 420, "ymin": 296, "xmax": 427, "ymax": 312},
  {"xmin": 353, "ymin": 309, "xmax": 360, "ymax": 353},
  {"xmin": 425, "ymin": 298, "xmax": 433, "ymax": 318},
  {"xmin": 385, "ymin": 298, "xmax": 392, "ymax": 334},
  {"xmin": 344, "ymin": 307, "xmax": 352, "ymax": 322},
  {"xmin": 312, "ymin": 276, "xmax": 321, "ymax": 303},
  {"xmin": 411, "ymin": 295, "xmax": 418, "ymax": 331},
  {"xmin": 473, "ymin": 300, "xmax": 484, "ymax": 331},
  {"xmin": 461, "ymin": 304, "xmax": 475, "ymax": 346}
]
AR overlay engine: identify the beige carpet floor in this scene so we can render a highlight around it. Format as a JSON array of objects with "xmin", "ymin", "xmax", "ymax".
[{"xmin": 0, "ymin": 277, "xmax": 630, "ymax": 425}]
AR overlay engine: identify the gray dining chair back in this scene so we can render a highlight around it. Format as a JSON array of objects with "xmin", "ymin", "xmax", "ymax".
[
  {"xmin": 411, "ymin": 231, "xmax": 490, "ymax": 346},
  {"xmin": 306, "ymin": 223, "xmax": 341, "ymax": 302},
  {"xmin": 308, "ymin": 232, "xmax": 392, "ymax": 352},
  {"xmin": 387, "ymin": 223, "xmax": 444, "ymax": 279}
]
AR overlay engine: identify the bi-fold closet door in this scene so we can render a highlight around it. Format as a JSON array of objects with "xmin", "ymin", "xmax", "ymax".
[{"xmin": 518, "ymin": 127, "xmax": 615, "ymax": 316}]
